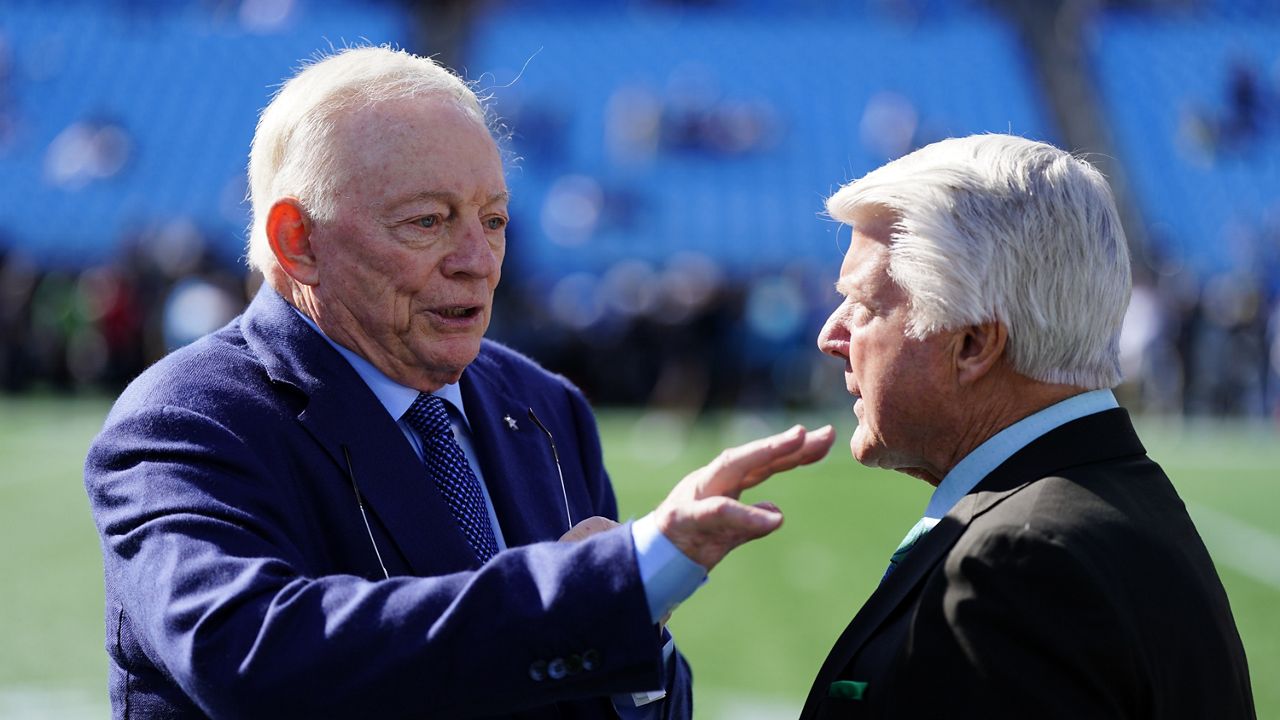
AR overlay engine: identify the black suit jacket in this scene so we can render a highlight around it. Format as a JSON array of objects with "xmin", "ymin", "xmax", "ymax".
[
  {"xmin": 801, "ymin": 408, "xmax": 1254, "ymax": 719},
  {"xmin": 85, "ymin": 286, "xmax": 691, "ymax": 719}
]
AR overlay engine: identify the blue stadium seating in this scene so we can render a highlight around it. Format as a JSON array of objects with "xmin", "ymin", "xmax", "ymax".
[
  {"xmin": 0, "ymin": 1, "xmax": 1052, "ymax": 278},
  {"xmin": 0, "ymin": 0, "xmax": 412, "ymax": 268},
  {"xmin": 1092, "ymin": 14, "xmax": 1280, "ymax": 282},
  {"xmin": 467, "ymin": 5, "xmax": 1054, "ymax": 285}
]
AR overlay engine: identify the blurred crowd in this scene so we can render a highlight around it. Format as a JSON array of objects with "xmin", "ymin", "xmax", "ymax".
[
  {"xmin": 0, "ymin": 229, "xmax": 247, "ymax": 394},
  {"xmin": 1180, "ymin": 54, "xmax": 1278, "ymax": 161},
  {"xmin": 4, "ymin": 234, "xmax": 1280, "ymax": 423},
  {"xmin": 1121, "ymin": 266, "xmax": 1280, "ymax": 419}
]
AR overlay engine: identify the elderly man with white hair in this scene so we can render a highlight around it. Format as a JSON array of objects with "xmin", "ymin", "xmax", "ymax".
[
  {"xmin": 801, "ymin": 134, "xmax": 1254, "ymax": 719},
  {"xmin": 83, "ymin": 46, "xmax": 835, "ymax": 719}
]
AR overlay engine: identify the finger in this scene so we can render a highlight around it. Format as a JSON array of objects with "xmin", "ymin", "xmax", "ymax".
[
  {"xmin": 700, "ymin": 425, "xmax": 808, "ymax": 497},
  {"xmin": 741, "ymin": 425, "xmax": 836, "ymax": 484},
  {"xmin": 712, "ymin": 497, "xmax": 785, "ymax": 538},
  {"xmin": 653, "ymin": 497, "xmax": 784, "ymax": 570},
  {"xmin": 705, "ymin": 425, "xmax": 836, "ymax": 498}
]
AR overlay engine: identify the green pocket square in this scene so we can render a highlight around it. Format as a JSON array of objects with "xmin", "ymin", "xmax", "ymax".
[{"xmin": 828, "ymin": 680, "xmax": 868, "ymax": 701}]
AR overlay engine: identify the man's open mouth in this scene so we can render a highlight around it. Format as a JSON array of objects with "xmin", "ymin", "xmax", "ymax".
[{"xmin": 435, "ymin": 306, "xmax": 481, "ymax": 319}]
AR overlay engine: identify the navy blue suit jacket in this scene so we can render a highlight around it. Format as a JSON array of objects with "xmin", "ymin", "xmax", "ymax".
[{"xmin": 85, "ymin": 286, "xmax": 692, "ymax": 719}]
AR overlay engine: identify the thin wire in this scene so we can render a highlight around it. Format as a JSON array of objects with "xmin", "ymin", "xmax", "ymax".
[
  {"xmin": 343, "ymin": 444, "xmax": 389, "ymax": 580},
  {"xmin": 527, "ymin": 407, "xmax": 573, "ymax": 532}
]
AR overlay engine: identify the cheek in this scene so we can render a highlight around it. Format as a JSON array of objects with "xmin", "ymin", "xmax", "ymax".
[
  {"xmin": 487, "ymin": 242, "xmax": 506, "ymax": 290},
  {"xmin": 372, "ymin": 255, "xmax": 440, "ymax": 313},
  {"xmin": 856, "ymin": 358, "xmax": 910, "ymax": 431},
  {"xmin": 849, "ymin": 335, "xmax": 895, "ymax": 390},
  {"xmin": 321, "ymin": 271, "xmax": 372, "ymax": 311},
  {"xmin": 330, "ymin": 265, "xmax": 410, "ymax": 326}
]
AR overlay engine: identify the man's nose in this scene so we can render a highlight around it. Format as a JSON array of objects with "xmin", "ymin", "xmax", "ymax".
[
  {"xmin": 817, "ymin": 311, "xmax": 849, "ymax": 359},
  {"xmin": 443, "ymin": 216, "xmax": 500, "ymax": 278}
]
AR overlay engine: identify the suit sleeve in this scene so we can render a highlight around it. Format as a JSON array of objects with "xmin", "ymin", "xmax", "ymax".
[
  {"xmin": 564, "ymin": 383, "xmax": 694, "ymax": 720},
  {"xmin": 86, "ymin": 400, "xmax": 667, "ymax": 719},
  {"xmin": 882, "ymin": 526, "xmax": 1140, "ymax": 719}
]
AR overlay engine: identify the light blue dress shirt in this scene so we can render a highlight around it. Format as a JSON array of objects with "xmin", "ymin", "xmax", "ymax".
[
  {"xmin": 909, "ymin": 389, "xmax": 1120, "ymax": 536},
  {"xmin": 295, "ymin": 311, "xmax": 700, "ymax": 709}
]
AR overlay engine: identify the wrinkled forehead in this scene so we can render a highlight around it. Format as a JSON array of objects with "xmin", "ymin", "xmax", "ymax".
[
  {"xmin": 331, "ymin": 94, "xmax": 494, "ymax": 159},
  {"xmin": 835, "ymin": 208, "xmax": 915, "ymax": 309},
  {"xmin": 833, "ymin": 242, "xmax": 884, "ymax": 302},
  {"xmin": 326, "ymin": 96, "xmax": 504, "ymax": 204},
  {"xmin": 839, "ymin": 207, "xmax": 896, "ymax": 271}
]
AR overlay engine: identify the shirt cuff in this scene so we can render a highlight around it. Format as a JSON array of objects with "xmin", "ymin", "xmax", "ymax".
[{"xmin": 631, "ymin": 513, "xmax": 708, "ymax": 625}]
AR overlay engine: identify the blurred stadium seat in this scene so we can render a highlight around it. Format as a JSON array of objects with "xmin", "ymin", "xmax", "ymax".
[
  {"xmin": 1092, "ymin": 11, "xmax": 1280, "ymax": 285},
  {"xmin": 0, "ymin": 0, "xmax": 412, "ymax": 268},
  {"xmin": 469, "ymin": 3, "xmax": 1053, "ymax": 285}
]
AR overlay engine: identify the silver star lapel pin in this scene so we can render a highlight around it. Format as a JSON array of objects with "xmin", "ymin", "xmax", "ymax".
[{"xmin": 503, "ymin": 414, "xmax": 518, "ymax": 430}]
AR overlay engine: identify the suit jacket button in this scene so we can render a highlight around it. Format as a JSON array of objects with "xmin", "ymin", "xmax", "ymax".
[
  {"xmin": 529, "ymin": 660, "xmax": 547, "ymax": 682},
  {"xmin": 566, "ymin": 654, "xmax": 583, "ymax": 675},
  {"xmin": 582, "ymin": 649, "xmax": 600, "ymax": 671},
  {"xmin": 548, "ymin": 657, "xmax": 568, "ymax": 680}
]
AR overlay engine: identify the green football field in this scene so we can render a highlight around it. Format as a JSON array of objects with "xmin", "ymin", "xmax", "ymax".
[{"xmin": 2, "ymin": 395, "xmax": 1276, "ymax": 718}]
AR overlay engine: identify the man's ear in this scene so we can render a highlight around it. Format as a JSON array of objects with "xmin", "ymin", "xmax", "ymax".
[
  {"xmin": 265, "ymin": 198, "xmax": 319, "ymax": 286},
  {"xmin": 955, "ymin": 320, "xmax": 1007, "ymax": 386}
]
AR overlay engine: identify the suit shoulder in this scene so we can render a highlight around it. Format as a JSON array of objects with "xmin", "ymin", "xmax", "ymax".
[
  {"xmin": 963, "ymin": 460, "xmax": 1214, "ymax": 590},
  {"xmin": 107, "ymin": 319, "xmax": 281, "ymax": 423},
  {"xmin": 979, "ymin": 456, "xmax": 1174, "ymax": 533}
]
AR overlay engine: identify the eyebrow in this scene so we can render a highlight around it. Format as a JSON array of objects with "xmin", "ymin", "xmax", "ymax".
[{"xmin": 834, "ymin": 277, "xmax": 861, "ymax": 298}]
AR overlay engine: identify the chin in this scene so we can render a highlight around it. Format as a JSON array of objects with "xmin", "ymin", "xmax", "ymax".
[
  {"xmin": 852, "ymin": 440, "xmax": 903, "ymax": 472},
  {"xmin": 412, "ymin": 352, "xmax": 480, "ymax": 388},
  {"xmin": 850, "ymin": 435, "xmax": 878, "ymax": 467},
  {"xmin": 425, "ymin": 335, "xmax": 482, "ymax": 363}
]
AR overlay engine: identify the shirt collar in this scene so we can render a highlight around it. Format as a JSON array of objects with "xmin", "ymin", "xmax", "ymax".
[
  {"xmin": 291, "ymin": 307, "xmax": 471, "ymax": 427},
  {"xmin": 923, "ymin": 388, "xmax": 1119, "ymax": 520}
]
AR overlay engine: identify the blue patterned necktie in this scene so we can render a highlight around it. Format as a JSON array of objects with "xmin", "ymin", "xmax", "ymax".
[
  {"xmin": 881, "ymin": 518, "xmax": 933, "ymax": 583},
  {"xmin": 402, "ymin": 393, "xmax": 500, "ymax": 564}
]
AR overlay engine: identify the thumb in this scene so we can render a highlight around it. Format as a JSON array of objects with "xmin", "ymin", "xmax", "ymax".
[{"xmin": 714, "ymin": 498, "xmax": 784, "ymax": 539}]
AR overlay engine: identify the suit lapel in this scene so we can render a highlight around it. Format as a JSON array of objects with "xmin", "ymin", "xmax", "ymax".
[
  {"xmin": 460, "ymin": 347, "xmax": 576, "ymax": 547},
  {"xmin": 801, "ymin": 408, "xmax": 1147, "ymax": 716},
  {"xmin": 240, "ymin": 286, "xmax": 474, "ymax": 576},
  {"xmin": 800, "ymin": 507, "xmax": 970, "ymax": 716},
  {"xmin": 300, "ymin": 385, "xmax": 478, "ymax": 575}
]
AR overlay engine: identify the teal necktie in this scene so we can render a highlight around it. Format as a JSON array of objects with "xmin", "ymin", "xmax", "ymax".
[{"xmin": 881, "ymin": 518, "xmax": 933, "ymax": 582}]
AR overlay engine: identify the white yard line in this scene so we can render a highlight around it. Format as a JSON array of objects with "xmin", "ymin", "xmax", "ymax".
[{"xmin": 1188, "ymin": 502, "xmax": 1280, "ymax": 592}]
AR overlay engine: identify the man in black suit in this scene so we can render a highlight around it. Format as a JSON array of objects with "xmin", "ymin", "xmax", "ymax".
[{"xmin": 802, "ymin": 134, "xmax": 1254, "ymax": 719}]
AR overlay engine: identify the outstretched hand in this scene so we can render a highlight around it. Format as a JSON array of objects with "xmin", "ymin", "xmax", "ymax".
[{"xmin": 653, "ymin": 424, "xmax": 835, "ymax": 571}]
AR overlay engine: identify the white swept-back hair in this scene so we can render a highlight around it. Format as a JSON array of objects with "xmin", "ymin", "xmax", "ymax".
[
  {"xmin": 826, "ymin": 134, "xmax": 1131, "ymax": 389},
  {"xmin": 246, "ymin": 45, "xmax": 487, "ymax": 274}
]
